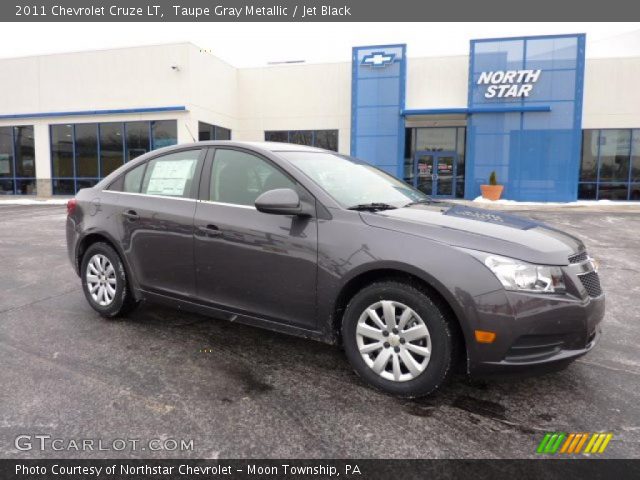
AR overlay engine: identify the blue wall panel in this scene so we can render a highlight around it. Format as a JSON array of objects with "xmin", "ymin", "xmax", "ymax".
[
  {"xmin": 351, "ymin": 45, "xmax": 406, "ymax": 178},
  {"xmin": 465, "ymin": 34, "xmax": 586, "ymax": 202}
]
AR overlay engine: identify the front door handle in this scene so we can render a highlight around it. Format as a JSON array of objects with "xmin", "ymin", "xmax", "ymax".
[
  {"xmin": 122, "ymin": 209, "xmax": 139, "ymax": 220},
  {"xmin": 198, "ymin": 224, "xmax": 223, "ymax": 237}
]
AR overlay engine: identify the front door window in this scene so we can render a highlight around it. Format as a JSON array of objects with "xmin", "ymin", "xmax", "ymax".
[{"xmin": 210, "ymin": 149, "xmax": 296, "ymax": 206}]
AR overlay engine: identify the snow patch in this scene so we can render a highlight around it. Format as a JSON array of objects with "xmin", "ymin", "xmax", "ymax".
[
  {"xmin": 472, "ymin": 196, "xmax": 640, "ymax": 206},
  {"xmin": 0, "ymin": 198, "xmax": 69, "ymax": 205}
]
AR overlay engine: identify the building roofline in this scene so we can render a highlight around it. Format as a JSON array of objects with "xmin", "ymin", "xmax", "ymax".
[
  {"xmin": 1, "ymin": 40, "xmax": 638, "ymax": 67},
  {"xmin": 0, "ymin": 40, "xmax": 198, "ymax": 62}
]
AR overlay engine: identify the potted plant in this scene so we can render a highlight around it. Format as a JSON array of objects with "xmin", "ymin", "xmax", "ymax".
[{"xmin": 480, "ymin": 170, "xmax": 504, "ymax": 201}]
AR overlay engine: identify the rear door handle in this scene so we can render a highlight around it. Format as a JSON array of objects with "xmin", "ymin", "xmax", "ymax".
[
  {"xmin": 122, "ymin": 209, "xmax": 139, "ymax": 220},
  {"xmin": 198, "ymin": 224, "xmax": 223, "ymax": 237}
]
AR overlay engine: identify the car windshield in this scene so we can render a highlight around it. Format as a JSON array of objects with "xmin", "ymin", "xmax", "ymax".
[{"xmin": 278, "ymin": 151, "xmax": 429, "ymax": 209}]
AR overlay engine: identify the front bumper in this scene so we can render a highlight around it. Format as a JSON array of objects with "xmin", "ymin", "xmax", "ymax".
[{"xmin": 466, "ymin": 287, "xmax": 605, "ymax": 376}]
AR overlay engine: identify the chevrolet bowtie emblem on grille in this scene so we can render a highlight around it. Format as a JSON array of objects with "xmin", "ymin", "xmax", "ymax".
[{"xmin": 361, "ymin": 51, "xmax": 395, "ymax": 67}]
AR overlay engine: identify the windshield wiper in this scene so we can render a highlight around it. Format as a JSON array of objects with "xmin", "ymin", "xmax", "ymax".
[
  {"xmin": 347, "ymin": 202, "xmax": 398, "ymax": 212},
  {"xmin": 403, "ymin": 197, "xmax": 440, "ymax": 207}
]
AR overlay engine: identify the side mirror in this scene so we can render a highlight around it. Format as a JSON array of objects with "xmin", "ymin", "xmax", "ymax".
[{"xmin": 255, "ymin": 188, "xmax": 310, "ymax": 216}]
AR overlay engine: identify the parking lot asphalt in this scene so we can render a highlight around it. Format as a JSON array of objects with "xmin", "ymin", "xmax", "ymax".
[{"xmin": 0, "ymin": 204, "xmax": 639, "ymax": 459}]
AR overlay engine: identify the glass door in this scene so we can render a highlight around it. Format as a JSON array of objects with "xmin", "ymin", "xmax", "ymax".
[
  {"xmin": 413, "ymin": 151, "xmax": 457, "ymax": 198},
  {"xmin": 434, "ymin": 154, "xmax": 455, "ymax": 197},
  {"xmin": 414, "ymin": 152, "xmax": 435, "ymax": 195}
]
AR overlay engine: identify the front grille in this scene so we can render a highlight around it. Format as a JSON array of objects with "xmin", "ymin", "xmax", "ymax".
[
  {"xmin": 578, "ymin": 270, "xmax": 603, "ymax": 298},
  {"xmin": 569, "ymin": 250, "xmax": 588, "ymax": 264}
]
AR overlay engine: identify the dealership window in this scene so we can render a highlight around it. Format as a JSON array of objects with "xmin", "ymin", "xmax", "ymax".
[
  {"xmin": 50, "ymin": 120, "xmax": 177, "ymax": 195},
  {"xmin": 404, "ymin": 127, "xmax": 466, "ymax": 198},
  {"xmin": 125, "ymin": 121, "xmax": 151, "ymax": 162},
  {"xmin": 579, "ymin": 129, "xmax": 640, "ymax": 201},
  {"xmin": 75, "ymin": 123, "xmax": 99, "ymax": 178},
  {"xmin": 99, "ymin": 123, "xmax": 124, "ymax": 177},
  {"xmin": 198, "ymin": 121, "xmax": 231, "ymax": 141},
  {"xmin": 152, "ymin": 120, "xmax": 179, "ymax": 149},
  {"xmin": 264, "ymin": 130, "xmax": 339, "ymax": 152},
  {"xmin": 0, "ymin": 126, "xmax": 36, "ymax": 195}
]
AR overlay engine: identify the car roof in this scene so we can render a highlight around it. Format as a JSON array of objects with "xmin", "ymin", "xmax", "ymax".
[
  {"xmin": 184, "ymin": 140, "xmax": 327, "ymax": 153},
  {"xmin": 94, "ymin": 140, "xmax": 333, "ymax": 194}
]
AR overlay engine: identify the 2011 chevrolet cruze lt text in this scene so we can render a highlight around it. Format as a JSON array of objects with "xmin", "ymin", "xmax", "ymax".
[{"xmin": 66, "ymin": 141, "xmax": 605, "ymax": 397}]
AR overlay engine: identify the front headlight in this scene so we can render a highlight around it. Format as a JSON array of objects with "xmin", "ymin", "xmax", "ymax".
[
  {"xmin": 483, "ymin": 255, "xmax": 565, "ymax": 293},
  {"xmin": 461, "ymin": 248, "xmax": 566, "ymax": 293}
]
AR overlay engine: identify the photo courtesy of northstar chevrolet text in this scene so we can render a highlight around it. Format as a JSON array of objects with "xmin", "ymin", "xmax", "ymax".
[{"xmin": 0, "ymin": 1, "xmax": 639, "ymax": 478}]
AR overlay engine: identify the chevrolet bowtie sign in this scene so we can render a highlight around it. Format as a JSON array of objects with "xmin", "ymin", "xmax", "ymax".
[
  {"xmin": 477, "ymin": 69, "xmax": 542, "ymax": 98},
  {"xmin": 361, "ymin": 52, "xmax": 395, "ymax": 67}
]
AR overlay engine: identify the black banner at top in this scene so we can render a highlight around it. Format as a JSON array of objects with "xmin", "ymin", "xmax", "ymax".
[{"xmin": 5, "ymin": 0, "xmax": 640, "ymax": 21}]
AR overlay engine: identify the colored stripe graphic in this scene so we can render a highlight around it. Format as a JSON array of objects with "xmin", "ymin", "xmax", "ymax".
[
  {"xmin": 536, "ymin": 433, "xmax": 552, "ymax": 454},
  {"xmin": 597, "ymin": 433, "xmax": 613, "ymax": 453},
  {"xmin": 539, "ymin": 432, "xmax": 613, "ymax": 455},
  {"xmin": 560, "ymin": 433, "xmax": 575, "ymax": 453},
  {"xmin": 548, "ymin": 433, "xmax": 566, "ymax": 453},
  {"xmin": 537, "ymin": 433, "xmax": 566, "ymax": 454},
  {"xmin": 585, "ymin": 433, "xmax": 613, "ymax": 454},
  {"xmin": 560, "ymin": 433, "xmax": 586, "ymax": 454},
  {"xmin": 574, "ymin": 433, "xmax": 589, "ymax": 453},
  {"xmin": 584, "ymin": 433, "xmax": 599, "ymax": 453}
]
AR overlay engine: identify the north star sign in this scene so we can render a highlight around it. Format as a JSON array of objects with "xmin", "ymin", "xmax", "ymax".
[{"xmin": 477, "ymin": 69, "xmax": 542, "ymax": 98}]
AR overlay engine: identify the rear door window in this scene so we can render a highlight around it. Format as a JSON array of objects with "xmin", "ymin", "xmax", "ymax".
[
  {"xmin": 140, "ymin": 150, "xmax": 202, "ymax": 198},
  {"xmin": 122, "ymin": 163, "xmax": 146, "ymax": 193}
]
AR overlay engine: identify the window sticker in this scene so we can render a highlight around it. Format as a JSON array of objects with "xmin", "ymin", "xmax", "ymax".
[{"xmin": 146, "ymin": 159, "xmax": 196, "ymax": 196}]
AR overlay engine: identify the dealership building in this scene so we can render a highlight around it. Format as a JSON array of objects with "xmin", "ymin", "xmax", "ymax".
[{"xmin": 1, "ymin": 33, "xmax": 639, "ymax": 201}]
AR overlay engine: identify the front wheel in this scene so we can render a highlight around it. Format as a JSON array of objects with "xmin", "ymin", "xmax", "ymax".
[
  {"xmin": 80, "ymin": 242, "xmax": 138, "ymax": 318},
  {"xmin": 342, "ymin": 281, "xmax": 457, "ymax": 397}
]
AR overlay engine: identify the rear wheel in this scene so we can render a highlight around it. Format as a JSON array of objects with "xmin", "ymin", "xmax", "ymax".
[
  {"xmin": 342, "ymin": 281, "xmax": 456, "ymax": 397},
  {"xmin": 80, "ymin": 242, "xmax": 138, "ymax": 318}
]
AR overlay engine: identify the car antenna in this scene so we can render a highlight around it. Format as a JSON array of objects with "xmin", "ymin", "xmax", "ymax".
[{"xmin": 184, "ymin": 123, "xmax": 196, "ymax": 142}]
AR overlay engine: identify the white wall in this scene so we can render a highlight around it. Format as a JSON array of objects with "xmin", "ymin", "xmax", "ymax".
[
  {"xmin": 405, "ymin": 55, "xmax": 469, "ymax": 109},
  {"xmin": 236, "ymin": 62, "xmax": 351, "ymax": 153},
  {"xmin": 583, "ymin": 56, "xmax": 640, "ymax": 129},
  {"xmin": 185, "ymin": 44, "xmax": 238, "ymax": 137},
  {"xmin": 0, "ymin": 44, "xmax": 191, "ymax": 115}
]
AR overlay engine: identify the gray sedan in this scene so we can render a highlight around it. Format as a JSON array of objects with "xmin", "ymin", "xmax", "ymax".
[{"xmin": 66, "ymin": 141, "xmax": 604, "ymax": 397}]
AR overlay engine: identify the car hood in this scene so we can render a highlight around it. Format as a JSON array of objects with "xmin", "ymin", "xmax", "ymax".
[{"xmin": 360, "ymin": 203, "xmax": 584, "ymax": 265}]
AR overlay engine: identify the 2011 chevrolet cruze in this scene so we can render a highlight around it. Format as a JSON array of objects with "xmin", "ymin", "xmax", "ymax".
[{"xmin": 66, "ymin": 141, "xmax": 604, "ymax": 397}]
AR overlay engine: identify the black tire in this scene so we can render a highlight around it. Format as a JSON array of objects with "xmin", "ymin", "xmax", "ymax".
[
  {"xmin": 342, "ymin": 281, "xmax": 457, "ymax": 398},
  {"xmin": 80, "ymin": 242, "xmax": 138, "ymax": 318}
]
